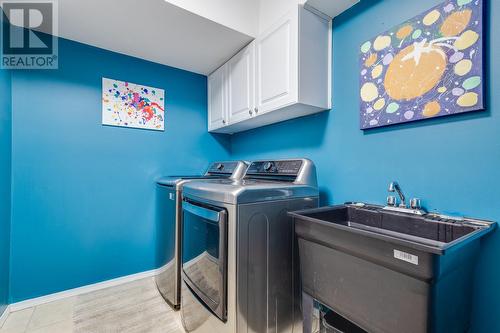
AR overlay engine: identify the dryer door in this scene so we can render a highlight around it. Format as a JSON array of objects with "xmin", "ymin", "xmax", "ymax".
[{"xmin": 182, "ymin": 199, "xmax": 228, "ymax": 322}]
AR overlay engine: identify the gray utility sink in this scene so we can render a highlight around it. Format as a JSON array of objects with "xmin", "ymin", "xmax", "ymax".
[{"xmin": 289, "ymin": 204, "xmax": 495, "ymax": 333}]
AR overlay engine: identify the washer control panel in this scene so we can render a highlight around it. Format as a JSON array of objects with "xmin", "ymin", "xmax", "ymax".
[
  {"xmin": 246, "ymin": 160, "xmax": 303, "ymax": 177},
  {"xmin": 207, "ymin": 162, "xmax": 238, "ymax": 175}
]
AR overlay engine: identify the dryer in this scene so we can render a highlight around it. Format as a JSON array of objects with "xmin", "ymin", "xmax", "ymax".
[
  {"xmin": 180, "ymin": 159, "xmax": 319, "ymax": 333},
  {"xmin": 155, "ymin": 161, "xmax": 248, "ymax": 310}
]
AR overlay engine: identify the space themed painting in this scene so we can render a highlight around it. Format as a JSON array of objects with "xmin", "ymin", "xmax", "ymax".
[{"xmin": 359, "ymin": 0, "xmax": 484, "ymax": 129}]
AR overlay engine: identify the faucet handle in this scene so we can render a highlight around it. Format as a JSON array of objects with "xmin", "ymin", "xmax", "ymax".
[
  {"xmin": 410, "ymin": 198, "xmax": 421, "ymax": 210},
  {"xmin": 387, "ymin": 195, "xmax": 397, "ymax": 207}
]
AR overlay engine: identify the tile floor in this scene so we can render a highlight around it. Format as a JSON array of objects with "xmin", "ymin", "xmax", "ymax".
[{"xmin": 0, "ymin": 278, "xmax": 184, "ymax": 333}]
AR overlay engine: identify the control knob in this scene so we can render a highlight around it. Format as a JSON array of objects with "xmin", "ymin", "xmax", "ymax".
[{"xmin": 263, "ymin": 162, "xmax": 274, "ymax": 172}]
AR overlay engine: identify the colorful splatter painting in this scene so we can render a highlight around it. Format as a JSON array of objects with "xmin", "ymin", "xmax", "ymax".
[
  {"xmin": 359, "ymin": 0, "xmax": 483, "ymax": 129},
  {"xmin": 102, "ymin": 78, "xmax": 165, "ymax": 131}
]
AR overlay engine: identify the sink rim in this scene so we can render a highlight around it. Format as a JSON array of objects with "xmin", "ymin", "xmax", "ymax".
[{"xmin": 289, "ymin": 204, "xmax": 496, "ymax": 255}]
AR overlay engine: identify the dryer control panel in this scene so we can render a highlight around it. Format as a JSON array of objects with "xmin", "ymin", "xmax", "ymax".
[
  {"xmin": 246, "ymin": 160, "xmax": 303, "ymax": 177},
  {"xmin": 206, "ymin": 162, "xmax": 239, "ymax": 175}
]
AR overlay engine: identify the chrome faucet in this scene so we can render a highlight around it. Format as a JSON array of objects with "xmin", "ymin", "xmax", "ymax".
[
  {"xmin": 385, "ymin": 181, "xmax": 426, "ymax": 215},
  {"xmin": 388, "ymin": 181, "xmax": 406, "ymax": 208}
]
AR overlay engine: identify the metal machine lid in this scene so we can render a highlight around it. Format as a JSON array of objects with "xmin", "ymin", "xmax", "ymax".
[
  {"xmin": 182, "ymin": 179, "xmax": 318, "ymax": 205},
  {"xmin": 156, "ymin": 175, "xmax": 223, "ymax": 187},
  {"xmin": 182, "ymin": 159, "xmax": 319, "ymax": 204},
  {"xmin": 156, "ymin": 161, "xmax": 249, "ymax": 187}
]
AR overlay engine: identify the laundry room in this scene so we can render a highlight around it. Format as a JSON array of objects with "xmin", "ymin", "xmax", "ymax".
[{"xmin": 0, "ymin": 0, "xmax": 499, "ymax": 332}]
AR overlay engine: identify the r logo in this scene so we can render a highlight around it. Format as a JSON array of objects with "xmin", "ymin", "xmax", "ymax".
[
  {"xmin": 1, "ymin": 1, "xmax": 58, "ymax": 69},
  {"xmin": 2, "ymin": 2, "xmax": 53, "ymax": 54}
]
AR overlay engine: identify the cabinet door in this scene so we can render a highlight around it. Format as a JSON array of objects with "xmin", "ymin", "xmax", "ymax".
[
  {"xmin": 208, "ymin": 65, "xmax": 227, "ymax": 131},
  {"xmin": 255, "ymin": 9, "xmax": 298, "ymax": 114},
  {"xmin": 227, "ymin": 42, "xmax": 255, "ymax": 124}
]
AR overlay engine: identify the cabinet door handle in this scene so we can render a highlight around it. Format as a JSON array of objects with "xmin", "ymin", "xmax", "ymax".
[{"xmin": 222, "ymin": 119, "xmax": 226, "ymax": 124}]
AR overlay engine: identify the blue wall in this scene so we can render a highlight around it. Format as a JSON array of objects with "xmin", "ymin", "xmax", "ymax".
[
  {"xmin": 230, "ymin": 0, "xmax": 500, "ymax": 332},
  {"xmin": 8, "ymin": 38, "xmax": 230, "ymax": 302},
  {"xmin": 0, "ymin": 66, "xmax": 11, "ymax": 316},
  {"xmin": 3, "ymin": 2, "xmax": 499, "ymax": 331}
]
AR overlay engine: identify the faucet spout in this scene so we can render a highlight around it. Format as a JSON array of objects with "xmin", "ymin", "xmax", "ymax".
[
  {"xmin": 388, "ymin": 181, "xmax": 406, "ymax": 208},
  {"xmin": 384, "ymin": 181, "xmax": 426, "ymax": 215}
]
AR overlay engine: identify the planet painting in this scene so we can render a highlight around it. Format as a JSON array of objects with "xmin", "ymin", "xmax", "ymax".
[{"xmin": 359, "ymin": 0, "xmax": 483, "ymax": 129}]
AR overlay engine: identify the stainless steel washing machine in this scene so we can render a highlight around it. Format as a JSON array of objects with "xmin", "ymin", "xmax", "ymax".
[
  {"xmin": 155, "ymin": 161, "xmax": 248, "ymax": 310},
  {"xmin": 179, "ymin": 159, "xmax": 319, "ymax": 333}
]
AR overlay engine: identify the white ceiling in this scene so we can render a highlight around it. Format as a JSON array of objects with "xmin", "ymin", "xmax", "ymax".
[
  {"xmin": 54, "ymin": 0, "xmax": 255, "ymax": 75},
  {"xmin": 165, "ymin": 0, "xmax": 259, "ymax": 37}
]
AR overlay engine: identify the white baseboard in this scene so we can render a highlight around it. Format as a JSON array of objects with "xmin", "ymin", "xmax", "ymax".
[
  {"xmin": 9, "ymin": 268, "xmax": 160, "ymax": 312},
  {"xmin": 0, "ymin": 305, "xmax": 11, "ymax": 328}
]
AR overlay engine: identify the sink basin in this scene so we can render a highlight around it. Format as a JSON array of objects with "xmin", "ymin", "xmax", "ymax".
[
  {"xmin": 289, "ymin": 204, "xmax": 495, "ymax": 333},
  {"xmin": 296, "ymin": 203, "xmax": 492, "ymax": 254}
]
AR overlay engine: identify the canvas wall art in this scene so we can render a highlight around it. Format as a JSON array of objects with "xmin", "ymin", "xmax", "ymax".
[
  {"xmin": 102, "ymin": 78, "xmax": 165, "ymax": 131},
  {"xmin": 359, "ymin": 0, "xmax": 483, "ymax": 129}
]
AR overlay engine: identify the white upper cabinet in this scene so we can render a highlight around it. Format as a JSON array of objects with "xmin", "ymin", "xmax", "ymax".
[
  {"xmin": 257, "ymin": 0, "xmax": 297, "ymax": 35},
  {"xmin": 227, "ymin": 42, "xmax": 255, "ymax": 125},
  {"xmin": 208, "ymin": 65, "xmax": 227, "ymax": 131},
  {"xmin": 255, "ymin": 11, "xmax": 298, "ymax": 114},
  {"xmin": 209, "ymin": 4, "xmax": 333, "ymax": 134}
]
